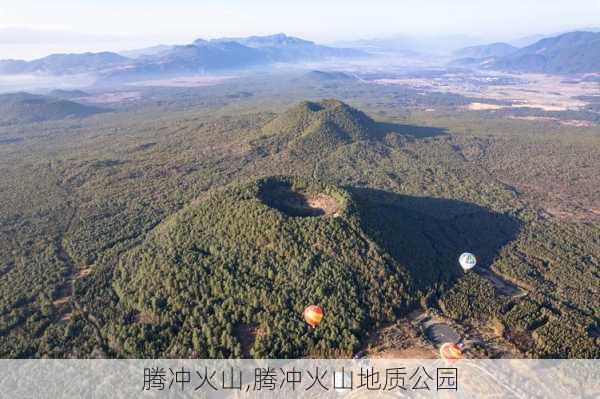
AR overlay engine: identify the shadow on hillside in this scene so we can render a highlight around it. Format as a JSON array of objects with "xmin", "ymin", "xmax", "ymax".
[
  {"xmin": 377, "ymin": 122, "xmax": 448, "ymax": 139},
  {"xmin": 348, "ymin": 187, "xmax": 521, "ymax": 289}
]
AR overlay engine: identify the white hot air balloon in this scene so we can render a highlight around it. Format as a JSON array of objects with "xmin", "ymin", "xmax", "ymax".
[{"xmin": 459, "ymin": 252, "xmax": 477, "ymax": 271}]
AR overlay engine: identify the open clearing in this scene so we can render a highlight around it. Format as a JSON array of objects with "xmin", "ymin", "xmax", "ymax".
[
  {"xmin": 374, "ymin": 72, "xmax": 599, "ymax": 111},
  {"xmin": 304, "ymin": 193, "xmax": 343, "ymax": 217},
  {"xmin": 260, "ymin": 184, "xmax": 343, "ymax": 217},
  {"xmin": 80, "ymin": 91, "xmax": 142, "ymax": 104}
]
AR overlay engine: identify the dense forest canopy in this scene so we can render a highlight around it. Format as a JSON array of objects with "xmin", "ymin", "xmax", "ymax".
[{"xmin": 0, "ymin": 79, "xmax": 598, "ymax": 359}]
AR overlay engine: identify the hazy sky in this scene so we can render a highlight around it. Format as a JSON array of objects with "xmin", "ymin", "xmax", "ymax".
[{"xmin": 1, "ymin": 0, "xmax": 600, "ymax": 58}]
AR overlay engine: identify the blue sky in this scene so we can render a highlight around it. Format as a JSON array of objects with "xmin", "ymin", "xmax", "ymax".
[
  {"xmin": 2, "ymin": 0, "xmax": 600, "ymax": 40},
  {"xmin": 1, "ymin": 1, "xmax": 599, "ymax": 58}
]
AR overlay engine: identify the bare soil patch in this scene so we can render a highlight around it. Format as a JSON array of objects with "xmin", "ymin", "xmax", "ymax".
[
  {"xmin": 305, "ymin": 193, "xmax": 342, "ymax": 216},
  {"xmin": 560, "ymin": 120, "xmax": 596, "ymax": 128},
  {"xmin": 81, "ymin": 91, "xmax": 141, "ymax": 104},
  {"xmin": 363, "ymin": 319, "xmax": 438, "ymax": 359},
  {"xmin": 134, "ymin": 311, "xmax": 159, "ymax": 325},
  {"xmin": 75, "ymin": 268, "xmax": 92, "ymax": 279},
  {"xmin": 260, "ymin": 184, "xmax": 343, "ymax": 217},
  {"xmin": 468, "ymin": 102, "xmax": 504, "ymax": 111},
  {"xmin": 478, "ymin": 268, "xmax": 527, "ymax": 298},
  {"xmin": 52, "ymin": 297, "xmax": 70, "ymax": 307},
  {"xmin": 374, "ymin": 72, "xmax": 597, "ymax": 111}
]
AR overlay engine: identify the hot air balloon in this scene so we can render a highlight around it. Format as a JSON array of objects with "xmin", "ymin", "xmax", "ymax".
[
  {"xmin": 303, "ymin": 305, "xmax": 323, "ymax": 328},
  {"xmin": 459, "ymin": 252, "xmax": 477, "ymax": 271},
  {"xmin": 440, "ymin": 342, "xmax": 463, "ymax": 362}
]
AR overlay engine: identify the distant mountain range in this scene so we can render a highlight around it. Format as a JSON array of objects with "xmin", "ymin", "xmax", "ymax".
[
  {"xmin": 0, "ymin": 34, "xmax": 364, "ymax": 82},
  {"xmin": 453, "ymin": 42, "xmax": 518, "ymax": 59},
  {"xmin": 508, "ymin": 27, "xmax": 600, "ymax": 48},
  {"xmin": 305, "ymin": 70, "xmax": 357, "ymax": 81},
  {"xmin": 47, "ymin": 89, "xmax": 90, "ymax": 99},
  {"xmin": 336, "ymin": 34, "xmax": 486, "ymax": 56},
  {"xmin": 119, "ymin": 45, "xmax": 174, "ymax": 59},
  {"xmin": 493, "ymin": 31, "xmax": 600, "ymax": 74},
  {"xmin": 0, "ymin": 52, "xmax": 128, "ymax": 75},
  {"xmin": 2, "ymin": 31, "xmax": 597, "ymax": 80},
  {"xmin": 453, "ymin": 31, "xmax": 600, "ymax": 74}
]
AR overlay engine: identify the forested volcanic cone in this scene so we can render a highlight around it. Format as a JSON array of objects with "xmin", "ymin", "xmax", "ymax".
[{"xmin": 113, "ymin": 176, "xmax": 465, "ymax": 358}]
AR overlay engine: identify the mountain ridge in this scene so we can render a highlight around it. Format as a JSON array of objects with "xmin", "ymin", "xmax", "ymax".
[
  {"xmin": 492, "ymin": 31, "xmax": 600, "ymax": 74},
  {"xmin": 0, "ymin": 52, "xmax": 129, "ymax": 75},
  {"xmin": 0, "ymin": 92, "xmax": 106, "ymax": 125},
  {"xmin": 0, "ymin": 33, "xmax": 365, "ymax": 80},
  {"xmin": 453, "ymin": 42, "xmax": 518, "ymax": 59}
]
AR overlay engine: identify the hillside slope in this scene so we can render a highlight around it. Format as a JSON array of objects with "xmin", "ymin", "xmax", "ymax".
[
  {"xmin": 110, "ymin": 174, "xmax": 523, "ymax": 358},
  {"xmin": 0, "ymin": 92, "xmax": 106, "ymax": 125},
  {"xmin": 453, "ymin": 42, "xmax": 518, "ymax": 59},
  {"xmin": 0, "ymin": 34, "xmax": 364, "ymax": 80},
  {"xmin": 492, "ymin": 31, "xmax": 600, "ymax": 74},
  {"xmin": 260, "ymin": 99, "xmax": 384, "ymax": 155},
  {"xmin": 113, "ymin": 177, "xmax": 410, "ymax": 357}
]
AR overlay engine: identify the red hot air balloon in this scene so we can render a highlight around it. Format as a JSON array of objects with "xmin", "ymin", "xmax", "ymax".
[
  {"xmin": 303, "ymin": 305, "xmax": 324, "ymax": 328},
  {"xmin": 440, "ymin": 342, "xmax": 463, "ymax": 362}
]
